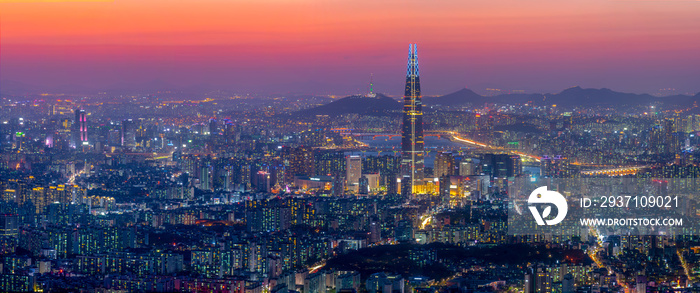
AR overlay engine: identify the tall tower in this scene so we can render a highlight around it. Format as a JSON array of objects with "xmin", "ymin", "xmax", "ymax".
[
  {"xmin": 401, "ymin": 44, "xmax": 424, "ymax": 192},
  {"xmin": 367, "ymin": 74, "xmax": 376, "ymax": 98},
  {"xmin": 74, "ymin": 108, "xmax": 87, "ymax": 147}
]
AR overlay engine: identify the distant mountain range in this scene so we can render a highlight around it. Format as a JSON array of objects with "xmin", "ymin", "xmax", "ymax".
[
  {"xmin": 294, "ymin": 86, "xmax": 700, "ymax": 117},
  {"xmin": 293, "ymin": 94, "xmax": 401, "ymax": 117},
  {"xmin": 4, "ymin": 79, "xmax": 700, "ymax": 112},
  {"xmin": 423, "ymin": 86, "xmax": 700, "ymax": 108}
]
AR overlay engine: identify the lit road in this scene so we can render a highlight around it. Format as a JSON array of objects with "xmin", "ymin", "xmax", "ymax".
[
  {"xmin": 677, "ymin": 249, "xmax": 694, "ymax": 283},
  {"xmin": 308, "ymin": 261, "xmax": 326, "ymax": 273},
  {"xmin": 587, "ymin": 228, "xmax": 629, "ymax": 289},
  {"xmin": 580, "ymin": 166, "xmax": 648, "ymax": 176},
  {"xmin": 420, "ymin": 214, "xmax": 433, "ymax": 230},
  {"xmin": 587, "ymin": 228, "xmax": 606, "ymax": 270},
  {"xmin": 445, "ymin": 131, "xmax": 542, "ymax": 162},
  {"xmin": 447, "ymin": 131, "xmax": 650, "ymax": 174},
  {"xmin": 67, "ymin": 168, "xmax": 87, "ymax": 185}
]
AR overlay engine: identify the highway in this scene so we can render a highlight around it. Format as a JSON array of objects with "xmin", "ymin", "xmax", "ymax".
[
  {"xmin": 580, "ymin": 166, "xmax": 647, "ymax": 176},
  {"xmin": 444, "ymin": 131, "xmax": 542, "ymax": 162}
]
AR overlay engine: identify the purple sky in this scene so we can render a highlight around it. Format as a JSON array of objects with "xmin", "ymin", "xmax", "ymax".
[{"xmin": 1, "ymin": 0, "xmax": 700, "ymax": 96}]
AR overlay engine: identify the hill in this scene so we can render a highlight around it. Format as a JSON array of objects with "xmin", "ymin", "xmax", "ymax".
[
  {"xmin": 424, "ymin": 86, "xmax": 700, "ymax": 108},
  {"xmin": 423, "ymin": 88, "xmax": 486, "ymax": 106},
  {"xmin": 294, "ymin": 94, "xmax": 401, "ymax": 116}
]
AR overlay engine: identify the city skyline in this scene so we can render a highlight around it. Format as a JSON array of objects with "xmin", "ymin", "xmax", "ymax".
[
  {"xmin": 4, "ymin": 34, "xmax": 700, "ymax": 292},
  {"xmin": 3, "ymin": 1, "xmax": 700, "ymax": 292},
  {"xmin": 1, "ymin": 0, "xmax": 700, "ymax": 95}
]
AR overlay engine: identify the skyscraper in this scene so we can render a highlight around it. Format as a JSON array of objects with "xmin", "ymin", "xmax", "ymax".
[
  {"xmin": 434, "ymin": 152, "xmax": 454, "ymax": 178},
  {"xmin": 401, "ymin": 44, "xmax": 424, "ymax": 192},
  {"xmin": 73, "ymin": 108, "xmax": 87, "ymax": 148},
  {"xmin": 459, "ymin": 158, "xmax": 475, "ymax": 176},
  {"xmin": 121, "ymin": 119, "xmax": 137, "ymax": 149},
  {"xmin": 281, "ymin": 146, "xmax": 314, "ymax": 183},
  {"xmin": 346, "ymin": 155, "xmax": 362, "ymax": 192},
  {"xmin": 208, "ymin": 118, "xmax": 218, "ymax": 135}
]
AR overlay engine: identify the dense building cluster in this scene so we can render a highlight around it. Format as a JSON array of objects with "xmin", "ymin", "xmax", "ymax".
[{"xmin": 3, "ymin": 51, "xmax": 700, "ymax": 293}]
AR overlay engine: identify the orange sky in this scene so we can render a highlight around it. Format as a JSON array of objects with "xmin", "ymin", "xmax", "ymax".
[{"xmin": 1, "ymin": 0, "xmax": 700, "ymax": 95}]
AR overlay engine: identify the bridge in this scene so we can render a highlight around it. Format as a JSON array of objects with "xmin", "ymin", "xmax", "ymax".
[
  {"xmin": 345, "ymin": 132, "xmax": 448, "ymax": 140},
  {"xmin": 581, "ymin": 166, "xmax": 648, "ymax": 176},
  {"xmin": 106, "ymin": 152, "xmax": 174, "ymax": 161},
  {"xmin": 445, "ymin": 131, "xmax": 543, "ymax": 161}
]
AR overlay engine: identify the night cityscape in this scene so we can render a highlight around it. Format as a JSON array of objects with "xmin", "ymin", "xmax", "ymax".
[{"xmin": 2, "ymin": 0, "xmax": 700, "ymax": 292}]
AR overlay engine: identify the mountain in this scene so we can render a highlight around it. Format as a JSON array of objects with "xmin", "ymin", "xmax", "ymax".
[
  {"xmin": 544, "ymin": 86, "xmax": 700, "ymax": 107},
  {"xmin": 423, "ymin": 88, "xmax": 542, "ymax": 106},
  {"xmin": 293, "ymin": 87, "xmax": 700, "ymax": 118},
  {"xmin": 424, "ymin": 86, "xmax": 700, "ymax": 108},
  {"xmin": 294, "ymin": 94, "xmax": 401, "ymax": 116},
  {"xmin": 544, "ymin": 87, "xmax": 651, "ymax": 107},
  {"xmin": 423, "ymin": 88, "xmax": 485, "ymax": 106}
]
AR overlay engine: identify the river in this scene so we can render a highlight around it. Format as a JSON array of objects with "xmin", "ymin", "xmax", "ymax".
[{"xmin": 345, "ymin": 136, "xmax": 472, "ymax": 168}]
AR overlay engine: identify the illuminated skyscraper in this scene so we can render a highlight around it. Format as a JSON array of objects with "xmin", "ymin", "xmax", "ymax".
[
  {"xmin": 121, "ymin": 119, "xmax": 137, "ymax": 148},
  {"xmin": 208, "ymin": 118, "xmax": 218, "ymax": 135},
  {"xmin": 282, "ymin": 146, "xmax": 314, "ymax": 183},
  {"xmin": 434, "ymin": 152, "xmax": 454, "ymax": 178},
  {"xmin": 459, "ymin": 158, "xmax": 475, "ymax": 176},
  {"xmin": 346, "ymin": 155, "xmax": 362, "ymax": 192},
  {"xmin": 401, "ymin": 44, "xmax": 424, "ymax": 192},
  {"xmin": 73, "ymin": 108, "xmax": 87, "ymax": 147}
]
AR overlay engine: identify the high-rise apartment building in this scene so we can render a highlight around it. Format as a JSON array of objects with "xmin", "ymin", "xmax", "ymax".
[
  {"xmin": 121, "ymin": 119, "xmax": 137, "ymax": 148},
  {"xmin": 346, "ymin": 156, "xmax": 362, "ymax": 192},
  {"xmin": 434, "ymin": 152, "xmax": 454, "ymax": 178}
]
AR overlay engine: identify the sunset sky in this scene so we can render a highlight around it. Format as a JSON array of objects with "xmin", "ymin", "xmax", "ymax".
[{"xmin": 1, "ymin": 0, "xmax": 700, "ymax": 96}]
